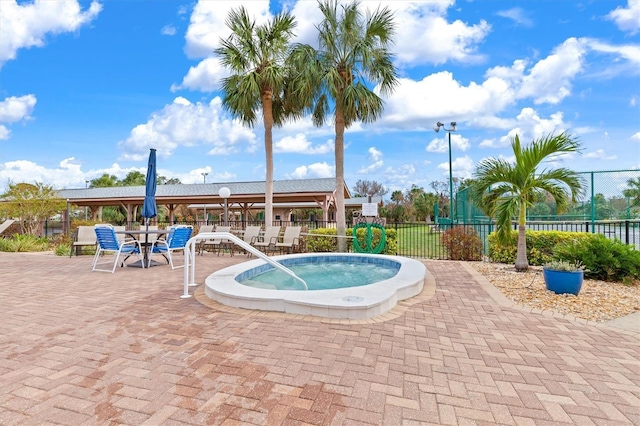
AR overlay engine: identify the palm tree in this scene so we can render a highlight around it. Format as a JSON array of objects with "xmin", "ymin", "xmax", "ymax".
[
  {"xmin": 289, "ymin": 0, "xmax": 398, "ymax": 251},
  {"xmin": 623, "ymin": 177, "xmax": 640, "ymax": 207},
  {"xmin": 215, "ymin": 7, "xmax": 297, "ymax": 227},
  {"xmin": 470, "ymin": 132, "xmax": 585, "ymax": 271}
]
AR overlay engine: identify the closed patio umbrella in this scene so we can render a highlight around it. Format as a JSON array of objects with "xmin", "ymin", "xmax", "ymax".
[
  {"xmin": 142, "ymin": 148, "xmax": 158, "ymax": 223},
  {"xmin": 140, "ymin": 148, "xmax": 158, "ymax": 266}
]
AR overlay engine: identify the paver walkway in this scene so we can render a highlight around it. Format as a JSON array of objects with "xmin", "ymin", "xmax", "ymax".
[{"xmin": 0, "ymin": 252, "xmax": 638, "ymax": 425}]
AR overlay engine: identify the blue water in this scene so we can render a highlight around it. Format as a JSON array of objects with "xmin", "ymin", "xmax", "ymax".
[{"xmin": 239, "ymin": 261, "xmax": 399, "ymax": 291}]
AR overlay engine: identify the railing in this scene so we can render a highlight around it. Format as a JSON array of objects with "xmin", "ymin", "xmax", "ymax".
[{"xmin": 181, "ymin": 232, "xmax": 307, "ymax": 298}]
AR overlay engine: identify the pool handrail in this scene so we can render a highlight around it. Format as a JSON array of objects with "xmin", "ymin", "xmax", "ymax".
[{"xmin": 181, "ymin": 232, "xmax": 308, "ymax": 298}]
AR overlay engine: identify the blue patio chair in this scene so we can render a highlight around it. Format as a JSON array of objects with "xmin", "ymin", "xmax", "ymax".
[
  {"xmin": 148, "ymin": 225, "xmax": 193, "ymax": 269},
  {"xmin": 92, "ymin": 224, "xmax": 143, "ymax": 273}
]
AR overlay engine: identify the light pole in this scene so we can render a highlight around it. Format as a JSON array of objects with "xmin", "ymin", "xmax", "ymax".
[
  {"xmin": 434, "ymin": 121, "xmax": 457, "ymax": 223},
  {"xmin": 219, "ymin": 187, "xmax": 231, "ymax": 226},
  {"xmin": 85, "ymin": 180, "xmax": 89, "ymax": 220},
  {"xmin": 201, "ymin": 172, "xmax": 209, "ymax": 224}
]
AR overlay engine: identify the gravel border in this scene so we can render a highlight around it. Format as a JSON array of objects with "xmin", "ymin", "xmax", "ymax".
[{"xmin": 465, "ymin": 261, "xmax": 640, "ymax": 323}]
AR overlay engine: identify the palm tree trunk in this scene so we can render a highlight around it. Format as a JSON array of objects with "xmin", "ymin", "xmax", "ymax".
[
  {"xmin": 262, "ymin": 93, "xmax": 274, "ymax": 227},
  {"xmin": 515, "ymin": 202, "xmax": 528, "ymax": 271},
  {"xmin": 335, "ymin": 106, "xmax": 347, "ymax": 253}
]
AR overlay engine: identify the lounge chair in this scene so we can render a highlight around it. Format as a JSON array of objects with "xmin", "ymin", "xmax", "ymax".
[
  {"xmin": 70, "ymin": 225, "xmax": 98, "ymax": 257},
  {"xmin": 239, "ymin": 225, "xmax": 262, "ymax": 257},
  {"xmin": 148, "ymin": 225, "xmax": 193, "ymax": 269},
  {"xmin": 199, "ymin": 225, "xmax": 232, "ymax": 256},
  {"xmin": 251, "ymin": 226, "xmax": 281, "ymax": 253},
  {"xmin": 195, "ymin": 225, "xmax": 214, "ymax": 254},
  {"xmin": 274, "ymin": 226, "xmax": 302, "ymax": 254},
  {"xmin": 92, "ymin": 224, "xmax": 144, "ymax": 273}
]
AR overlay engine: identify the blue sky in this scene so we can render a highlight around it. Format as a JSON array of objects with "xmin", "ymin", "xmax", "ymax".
[{"xmin": 0, "ymin": 0, "xmax": 639, "ymax": 198}]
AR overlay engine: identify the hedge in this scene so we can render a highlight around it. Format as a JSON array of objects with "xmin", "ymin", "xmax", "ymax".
[{"xmin": 306, "ymin": 227, "xmax": 397, "ymax": 255}]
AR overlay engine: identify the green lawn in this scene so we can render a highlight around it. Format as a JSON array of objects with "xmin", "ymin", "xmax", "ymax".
[{"xmin": 393, "ymin": 225, "xmax": 445, "ymax": 258}]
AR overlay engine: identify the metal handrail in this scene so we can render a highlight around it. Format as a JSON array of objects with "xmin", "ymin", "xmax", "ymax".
[{"xmin": 181, "ymin": 232, "xmax": 308, "ymax": 298}]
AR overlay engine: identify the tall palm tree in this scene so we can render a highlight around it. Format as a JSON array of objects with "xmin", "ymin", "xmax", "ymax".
[
  {"xmin": 215, "ymin": 7, "xmax": 297, "ymax": 227},
  {"xmin": 470, "ymin": 132, "xmax": 585, "ymax": 271},
  {"xmin": 289, "ymin": 0, "xmax": 398, "ymax": 251}
]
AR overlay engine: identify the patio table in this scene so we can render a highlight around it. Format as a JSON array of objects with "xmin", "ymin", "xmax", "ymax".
[{"xmin": 115, "ymin": 229, "xmax": 168, "ymax": 268}]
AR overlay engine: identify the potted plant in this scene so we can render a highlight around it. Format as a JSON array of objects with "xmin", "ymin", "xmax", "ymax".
[{"xmin": 542, "ymin": 260, "xmax": 585, "ymax": 295}]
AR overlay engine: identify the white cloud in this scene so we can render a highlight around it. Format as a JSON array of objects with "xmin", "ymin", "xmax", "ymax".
[
  {"xmin": 630, "ymin": 132, "xmax": 640, "ymax": 142},
  {"xmin": 583, "ymin": 149, "xmax": 617, "ymax": 160},
  {"xmin": 496, "ymin": 7, "xmax": 534, "ymax": 27},
  {"xmin": 171, "ymin": 57, "xmax": 228, "ymax": 92},
  {"xmin": 378, "ymin": 2, "xmax": 491, "ymax": 67},
  {"xmin": 357, "ymin": 147, "xmax": 384, "ymax": 174},
  {"xmin": 517, "ymin": 38, "xmax": 587, "ymax": 104},
  {"xmin": 0, "ymin": 95, "xmax": 37, "ymax": 139},
  {"xmin": 117, "ymin": 96, "xmax": 257, "ymax": 161},
  {"xmin": 426, "ymin": 133, "xmax": 470, "ymax": 153},
  {"xmin": 382, "ymin": 73, "xmax": 514, "ymax": 128},
  {"xmin": 184, "ymin": 1, "xmax": 272, "ymax": 59},
  {"xmin": 606, "ymin": 0, "xmax": 640, "ymax": 35},
  {"xmin": 274, "ymin": 134, "xmax": 333, "ymax": 154},
  {"xmin": 288, "ymin": 162, "xmax": 334, "ymax": 179},
  {"xmin": 436, "ymin": 155, "xmax": 474, "ymax": 179},
  {"xmin": 179, "ymin": 1, "xmax": 491, "ymax": 93},
  {"xmin": 161, "ymin": 25, "xmax": 176, "ymax": 36},
  {"xmin": 0, "ymin": 0, "xmax": 102, "ymax": 67},
  {"xmin": 0, "ymin": 95, "xmax": 37, "ymax": 123},
  {"xmin": 0, "ymin": 157, "xmax": 91, "ymax": 190}
]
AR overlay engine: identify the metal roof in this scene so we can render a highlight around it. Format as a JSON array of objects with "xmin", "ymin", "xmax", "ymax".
[{"xmin": 55, "ymin": 178, "xmax": 351, "ymax": 207}]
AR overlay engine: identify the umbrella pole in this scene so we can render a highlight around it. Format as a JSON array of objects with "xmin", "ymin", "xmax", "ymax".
[{"xmin": 145, "ymin": 217, "xmax": 149, "ymax": 266}]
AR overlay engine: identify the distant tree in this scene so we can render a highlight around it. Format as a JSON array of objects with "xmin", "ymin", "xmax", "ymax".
[
  {"xmin": 121, "ymin": 171, "xmax": 146, "ymax": 186},
  {"xmin": 413, "ymin": 192, "xmax": 439, "ymax": 222},
  {"xmin": 289, "ymin": 0, "xmax": 398, "ymax": 251},
  {"xmin": 352, "ymin": 179, "xmax": 387, "ymax": 198},
  {"xmin": 91, "ymin": 174, "xmax": 120, "ymax": 188},
  {"xmin": 471, "ymin": 132, "xmax": 584, "ymax": 272},
  {"xmin": 623, "ymin": 177, "xmax": 640, "ymax": 207},
  {"xmin": 1, "ymin": 182, "xmax": 66, "ymax": 235},
  {"xmin": 215, "ymin": 6, "xmax": 298, "ymax": 227}
]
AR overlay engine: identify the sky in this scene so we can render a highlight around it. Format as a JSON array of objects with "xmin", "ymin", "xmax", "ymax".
[{"xmin": 0, "ymin": 0, "xmax": 639, "ymax": 199}]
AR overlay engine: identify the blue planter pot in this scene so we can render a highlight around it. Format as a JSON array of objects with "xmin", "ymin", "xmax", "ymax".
[{"xmin": 543, "ymin": 268, "xmax": 583, "ymax": 295}]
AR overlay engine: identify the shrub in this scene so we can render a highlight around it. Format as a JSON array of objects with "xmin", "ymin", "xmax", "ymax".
[
  {"xmin": 0, "ymin": 234, "xmax": 51, "ymax": 252},
  {"xmin": 441, "ymin": 226, "xmax": 483, "ymax": 261},
  {"xmin": 54, "ymin": 243, "xmax": 71, "ymax": 256},
  {"xmin": 306, "ymin": 226, "xmax": 397, "ymax": 254},
  {"xmin": 553, "ymin": 235, "xmax": 640, "ymax": 282},
  {"xmin": 488, "ymin": 230, "xmax": 590, "ymax": 265},
  {"xmin": 307, "ymin": 228, "xmax": 338, "ymax": 252},
  {"xmin": 544, "ymin": 259, "xmax": 585, "ymax": 272}
]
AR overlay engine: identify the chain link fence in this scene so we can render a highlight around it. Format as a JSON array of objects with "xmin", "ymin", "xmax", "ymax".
[{"xmin": 456, "ymin": 169, "xmax": 640, "ymax": 223}]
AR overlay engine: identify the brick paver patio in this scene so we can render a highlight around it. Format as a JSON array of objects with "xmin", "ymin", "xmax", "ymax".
[{"xmin": 1, "ymin": 251, "xmax": 638, "ymax": 425}]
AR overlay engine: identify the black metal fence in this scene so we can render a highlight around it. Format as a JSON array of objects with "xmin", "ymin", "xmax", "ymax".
[{"xmin": 28, "ymin": 218, "xmax": 640, "ymax": 259}]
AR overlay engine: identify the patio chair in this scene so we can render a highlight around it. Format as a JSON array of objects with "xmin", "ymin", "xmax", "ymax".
[
  {"xmin": 239, "ymin": 225, "xmax": 262, "ymax": 257},
  {"xmin": 195, "ymin": 225, "xmax": 214, "ymax": 254},
  {"xmin": 70, "ymin": 225, "xmax": 97, "ymax": 257},
  {"xmin": 92, "ymin": 224, "xmax": 144, "ymax": 273},
  {"xmin": 148, "ymin": 225, "xmax": 193, "ymax": 269},
  {"xmin": 251, "ymin": 226, "xmax": 281, "ymax": 254},
  {"xmin": 199, "ymin": 225, "xmax": 233, "ymax": 256},
  {"xmin": 274, "ymin": 226, "xmax": 302, "ymax": 254}
]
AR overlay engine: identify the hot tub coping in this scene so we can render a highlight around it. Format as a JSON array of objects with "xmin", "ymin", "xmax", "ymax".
[{"xmin": 204, "ymin": 253, "xmax": 428, "ymax": 319}]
